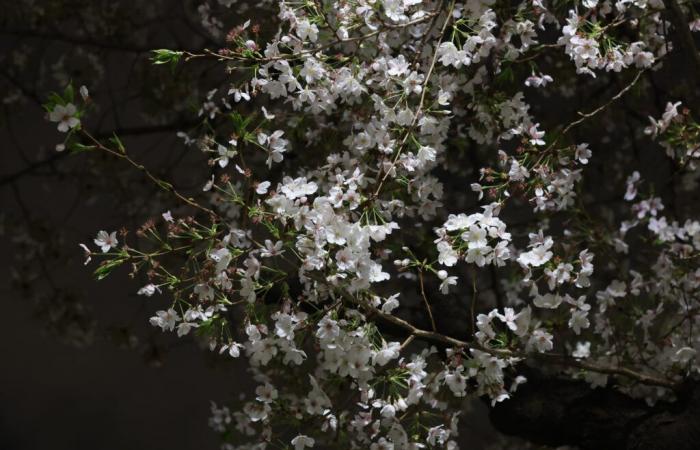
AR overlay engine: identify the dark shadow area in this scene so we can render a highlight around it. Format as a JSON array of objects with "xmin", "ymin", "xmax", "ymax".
[{"xmin": 0, "ymin": 1, "xmax": 251, "ymax": 449}]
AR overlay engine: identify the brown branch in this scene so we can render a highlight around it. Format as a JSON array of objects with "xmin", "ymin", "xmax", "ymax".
[
  {"xmin": 0, "ymin": 121, "xmax": 200, "ymax": 187},
  {"xmin": 418, "ymin": 271, "xmax": 437, "ymax": 331},
  {"xmin": 81, "ymin": 130, "xmax": 218, "ymax": 219},
  {"xmin": 547, "ymin": 67, "xmax": 646, "ymax": 152},
  {"xmin": 662, "ymin": 0, "xmax": 700, "ymax": 74},
  {"xmin": 331, "ymin": 283, "xmax": 679, "ymax": 390},
  {"xmin": 373, "ymin": 1, "xmax": 456, "ymax": 197},
  {"xmin": 183, "ymin": 12, "xmax": 439, "ymax": 64}
]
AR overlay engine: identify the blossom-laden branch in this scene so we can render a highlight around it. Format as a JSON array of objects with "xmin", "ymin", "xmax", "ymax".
[
  {"xmin": 41, "ymin": 0, "xmax": 700, "ymax": 448},
  {"xmin": 339, "ymin": 285, "xmax": 679, "ymax": 390}
]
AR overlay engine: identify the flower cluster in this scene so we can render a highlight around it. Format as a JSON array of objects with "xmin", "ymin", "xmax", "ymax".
[{"xmin": 435, "ymin": 203, "xmax": 511, "ymax": 268}]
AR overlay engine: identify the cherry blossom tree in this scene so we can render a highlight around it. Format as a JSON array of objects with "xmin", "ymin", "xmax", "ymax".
[{"xmin": 39, "ymin": 0, "xmax": 700, "ymax": 448}]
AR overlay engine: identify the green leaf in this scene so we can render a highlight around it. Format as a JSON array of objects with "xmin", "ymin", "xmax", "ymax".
[
  {"xmin": 230, "ymin": 111, "xmax": 253, "ymax": 135},
  {"xmin": 156, "ymin": 179, "xmax": 173, "ymax": 190},
  {"xmin": 94, "ymin": 258, "xmax": 126, "ymax": 280},
  {"xmin": 43, "ymin": 92, "xmax": 64, "ymax": 112},
  {"xmin": 262, "ymin": 220, "xmax": 280, "ymax": 239},
  {"xmin": 68, "ymin": 142, "xmax": 96, "ymax": 154},
  {"xmin": 110, "ymin": 133, "xmax": 126, "ymax": 154},
  {"xmin": 150, "ymin": 49, "xmax": 183, "ymax": 72},
  {"xmin": 63, "ymin": 83, "xmax": 75, "ymax": 103}
]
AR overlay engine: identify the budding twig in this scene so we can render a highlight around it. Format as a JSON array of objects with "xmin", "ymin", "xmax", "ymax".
[{"xmin": 82, "ymin": 130, "xmax": 219, "ymax": 218}]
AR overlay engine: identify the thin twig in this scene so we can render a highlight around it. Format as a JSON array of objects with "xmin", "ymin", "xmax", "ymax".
[
  {"xmin": 418, "ymin": 271, "xmax": 437, "ymax": 331},
  {"xmin": 82, "ymin": 130, "xmax": 218, "ymax": 218},
  {"xmin": 470, "ymin": 270, "xmax": 477, "ymax": 334},
  {"xmin": 185, "ymin": 13, "xmax": 439, "ymax": 64},
  {"xmin": 548, "ymin": 68, "xmax": 646, "ymax": 151},
  {"xmin": 400, "ymin": 334, "xmax": 415, "ymax": 352},
  {"xmin": 373, "ymin": 0, "xmax": 456, "ymax": 197}
]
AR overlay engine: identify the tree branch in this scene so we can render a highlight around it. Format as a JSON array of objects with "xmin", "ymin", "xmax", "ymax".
[
  {"xmin": 332, "ymin": 284, "xmax": 679, "ymax": 390},
  {"xmin": 663, "ymin": 0, "xmax": 700, "ymax": 74}
]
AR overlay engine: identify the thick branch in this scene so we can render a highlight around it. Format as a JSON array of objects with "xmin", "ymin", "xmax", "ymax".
[{"xmin": 332, "ymin": 286, "xmax": 679, "ymax": 390}]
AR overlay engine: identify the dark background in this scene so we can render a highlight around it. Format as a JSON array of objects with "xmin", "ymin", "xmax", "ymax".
[{"xmin": 0, "ymin": 1, "xmax": 255, "ymax": 448}]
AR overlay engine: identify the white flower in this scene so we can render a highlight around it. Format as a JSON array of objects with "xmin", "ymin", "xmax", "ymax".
[
  {"xmin": 417, "ymin": 145, "xmax": 436, "ymax": 165},
  {"xmin": 177, "ymin": 321, "xmax": 197, "ymax": 337},
  {"xmin": 316, "ymin": 316, "xmax": 340, "ymax": 341},
  {"xmin": 568, "ymin": 309, "xmax": 590, "ymax": 334},
  {"xmin": 244, "ymin": 401, "xmax": 271, "ymax": 422},
  {"xmin": 279, "ymin": 177, "xmax": 318, "ymax": 199},
  {"xmin": 217, "ymin": 144, "xmax": 236, "ymax": 168},
  {"xmin": 260, "ymin": 239, "xmax": 284, "ymax": 258},
  {"xmin": 475, "ymin": 312, "xmax": 496, "ymax": 341},
  {"xmin": 383, "ymin": 0, "xmax": 406, "ymax": 21},
  {"xmin": 517, "ymin": 238, "xmax": 553, "ymax": 267},
  {"xmin": 210, "ymin": 247, "xmax": 232, "ymax": 273},
  {"xmin": 437, "ymin": 241, "xmax": 459, "ymax": 266},
  {"xmin": 296, "ymin": 20, "xmax": 319, "ymax": 43},
  {"xmin": 439, "ymin": 275, "xmax": 457, "ymax": 294},
  {"xmin": 255, "ymin": 383, "xmax": 279, "ymax": 403},
  {"xmin": 94, "ymin": 230, "xmax": 118, "ymax": 253},
  {"xmin": 533, "ymin": 293, "xmax": 562, "ymax": 309},
  {"xmin": 495, "ymin": 307, "xmax": 530, "ymax": 337},
  {"xmin": 624, "ymin": 171, "xmax": 640, "ymax": 201},
  {"xmin": 220, "ymin": 342, "xmax": 243, "ymax": 358},
  {"xmin": 445, "ymin": 367, "xmax": 467, "ymax": 397},
  {"xmin": 373, "ymin": 341, "xmax": 401, "ymax": 366},
  {"xmin": 544, "ymin": 262, "xmax": 573, "ymax": 290},
  {"xmin": 575, "ymin": 143, "xmax": 592, "ymax": 164},
  {"xmin": 525, "ymin": 73, "xmax": 553, "ymax": 88},
  {"xmin": 496, "ymin": 307, "xmax": 520, "ymax": 332},
  {"xmin": 137, "ymin": 284, "xmax": 160, "ymax": 297},
  {"xmin": 78, "ymin": 243, "xmax": 92, "ymax": 265},
  {"xmin": 508, "ymin": 160, "xmax": 530, "ymax": 181},
  {"xmin": 49, "ymin": 103, "xmax": 80, "ymax": 132},
  {"xmin": 572, "ymin": 341, "xmax": 591, "ymax": 359},
  {"xmin": 382, "ymin": 293, "xmax": 400, "ymax": 313},
  {"xmin": 529, "ymin": 329, "xmax": 553, "ymax": 352},
  {"xmin": 527, "ymin": 123, "xmax": 545, "ymax": 146},
  {"xmin": 240, "ymin": 277, "xmax": 257, "ymax": 303},
  {"xmin": 149, "ymin": 308, "xmax": 180, "ymax": 332},
  {"xmin": 258, "ymin": 130, "xmax": 289, "ymax": 167},
  {"xmin": 291, "ymin": 434, "xmax": 315, "ymax": 450},
  {"xmin": 256, "ymin": 181, "xmax": 271, "ymax": 195},
  {"xmin": 437, "ymin": 42, "xmax": 470, "ymax": 68}
]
